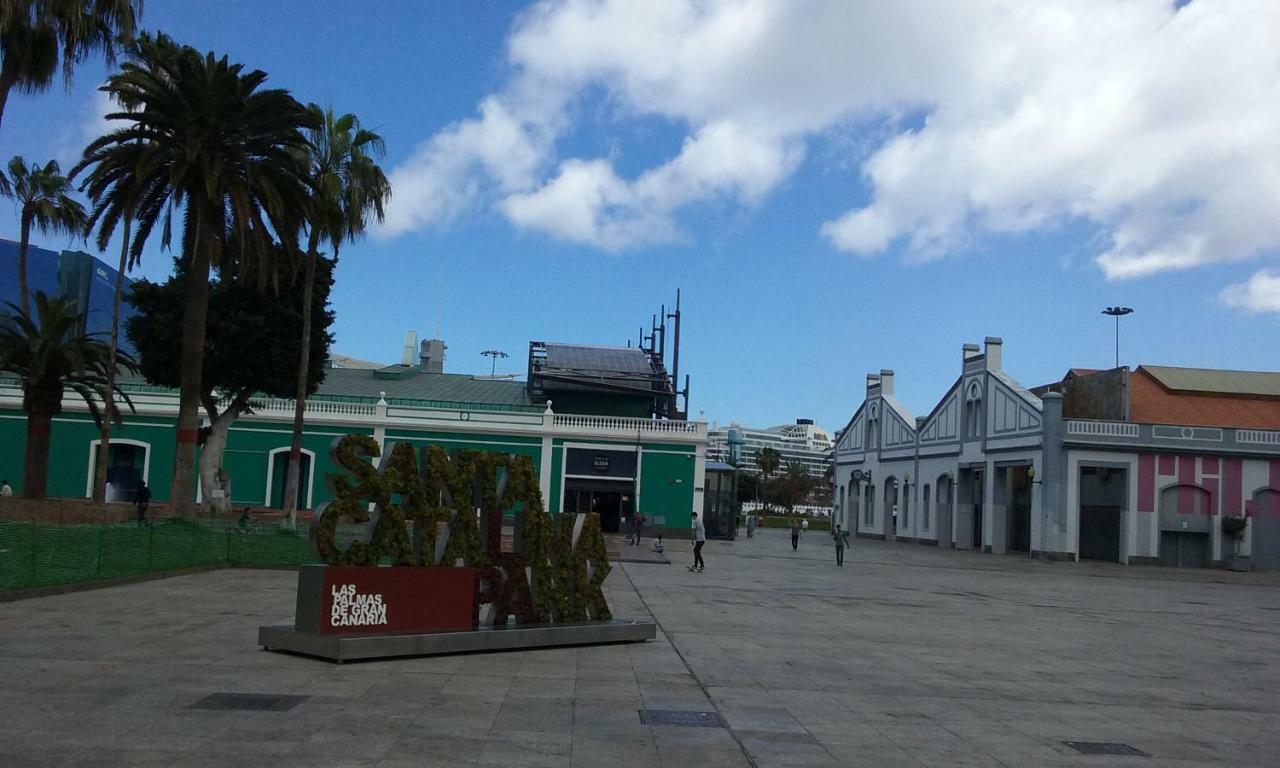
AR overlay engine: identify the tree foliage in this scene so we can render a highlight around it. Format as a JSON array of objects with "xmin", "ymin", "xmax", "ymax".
[
  {"xmin": 124, "ymin": 253, "xmax": 334, "ymax": 405},
  {"xmin": 0, "ymin": 292, "xmax": 135, "ymax": 497},
  {"xmin": 0, "ymin": 155, "xmax": 87, "ymax": 316},
  {"xmin": 0, "ymin": 0, "xmax": 141, "ymax": 131},
  {"xmin": 76, "ymin": 31, "xmax": 317, "ymax": 515},
  {"xmin": 767, "ymin": 461, "xmax": 816, "ymax": 513}
]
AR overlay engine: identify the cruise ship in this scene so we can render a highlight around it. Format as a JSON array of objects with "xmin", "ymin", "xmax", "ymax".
[{"xmin": 707, "ymin": 419, "xmax": 834, "ymax": 478}]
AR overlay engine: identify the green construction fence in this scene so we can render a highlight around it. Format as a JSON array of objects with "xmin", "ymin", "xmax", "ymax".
[{"xmin": 0, "ymin": 519, "xmax": 324, "ymax": 591}]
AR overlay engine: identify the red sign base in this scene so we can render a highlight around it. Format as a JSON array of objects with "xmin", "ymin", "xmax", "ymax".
[{"xmin": 294, "ymin": 565, "xmax": 478, "ymax": 636}]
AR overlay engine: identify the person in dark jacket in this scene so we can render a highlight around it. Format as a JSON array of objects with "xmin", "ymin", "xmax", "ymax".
[
  {"xmin": 134, "ymin": 481, "xmax": 151, "ymax": 527},
  {"xmin": 790, "ymin": 517, "xmax": 801, "ymax": 550},
  {"xmin": 833, "ymin": 525, "xmax": 847, "ymax": 566}
]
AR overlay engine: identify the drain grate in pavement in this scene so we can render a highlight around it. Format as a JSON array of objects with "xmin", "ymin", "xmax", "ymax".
[
  {"xmin": 188, "ymin": 692, "xmax": 309, "ymax": 712},
  {"xmin": 638, "ymin": 709, "xmax": 724, "ymax": 728},
  {"xmin": 1063, "ymin": 742, "xmax": 1150, "ymax": 757}
]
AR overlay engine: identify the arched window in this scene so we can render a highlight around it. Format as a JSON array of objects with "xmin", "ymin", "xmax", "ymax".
[
  {"xmin": 266, "ymin": 447, "xmax": 316, "ymax": 509},
  {"xmin": 865, "ymin": 403, "xmax": 882, "ymax": 449},
  {"xmin": 964, "ymin": 379, "xmax": 983, "ymax": 439}
]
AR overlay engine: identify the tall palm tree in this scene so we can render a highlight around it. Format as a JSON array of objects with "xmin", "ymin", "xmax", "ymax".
[
  {"xmin": 87, "ymin": 214, "xmax": 129, "ymax": 502},
  {"xmin": 0, "ymin": 156, "xmax": 87, "ymax": 316},
  {"xmin": 281, "ymin": 105, "xmax": 390, "ymax": 528},
  {"xmin": 0, "ymin": 292, "xmax": 135, "ymax": 498},
  {"xmin": 75, "ymin": 32, "xmax": 315, "ymax": 516},
  {"xmin": 756, "ymin": 447, "xmax": 781, "ymax": 514},
  {"xmin": 0, "ymin": 0, "xmax": 141, "ymax": 134}
]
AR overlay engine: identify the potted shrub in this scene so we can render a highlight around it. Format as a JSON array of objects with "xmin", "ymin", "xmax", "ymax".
[{"xmin": 1221, "ymin": 515, "xmax": 1249, "ymax": 571}]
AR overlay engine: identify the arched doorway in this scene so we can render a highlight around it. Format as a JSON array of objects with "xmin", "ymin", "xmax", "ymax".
[
  {"xmin": 1158, "ymin": 483, "xmax": 1211, "ymax": 568},
  {"xmin": 936, "ymin": 474, "xmax": 953, "ymax": 547},
  {"xmin": 87, "ymin": 439, "xmax": 150, "ymax": 502},
  {"xmin": 883, "ymin": 477, "xmax": 898, "ymax": 536},
  {"xmin": 267, "ymin": 448, "xmax": 314, "ymax": 509}
]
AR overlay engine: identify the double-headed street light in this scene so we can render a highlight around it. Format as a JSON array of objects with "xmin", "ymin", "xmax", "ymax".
[
  {"xmin": 1101, "ymin": 306, "xmax": 1133, "ymax": 369},
  {"xmin": 480, "ymin": 349, "xmax": 509, "ymax": 378}
]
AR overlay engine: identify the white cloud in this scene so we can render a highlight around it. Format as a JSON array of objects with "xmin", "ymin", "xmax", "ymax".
[
  {"xmin": 1221, "ymin": 269, "xmax": 1280, "ymax": 314},
  {"xmin": 379, "ymin": 98, "xmax": 547, "ymax": 237},
  {"xmin": 54, "ymin": 88, "xmax": 116, "ymax": 167},
  {"xmin": 383, "ymin": 0, "xmax": 1280, "ymax": 287}
]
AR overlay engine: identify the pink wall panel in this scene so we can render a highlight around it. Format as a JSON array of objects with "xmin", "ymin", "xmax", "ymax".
[
  {"xmin": 1201, "ymin": 457, "xmax": 1219, "ymax": 475},
  {"xmin": 1177, "ymin": 455, "xmax": 1197, "ymax": 516},
  {"xmin": 1158, "ymin": 454, "xmax": 1176, "ymax": 476},
  {"xmin": 1223, "ymin": 458, "xmax": 1243, "ymax": 517},
  {"xmin": 1202, "ymin": 477, "xmax": 1219, "ymax": 518},
  {"xmin": 1137, "ymin": 454, "xmax": 1155, "ymax": 513}
]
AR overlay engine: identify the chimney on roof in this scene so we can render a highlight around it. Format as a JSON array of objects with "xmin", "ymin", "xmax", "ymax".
[
  {"xmin": 866, "ymin": 372, "xmax": 881, "ymax": 394},
  {"xmin": 879, "ymin": 369, "xmax": 895, "ymax": 396},
  {"xmin": 963, "ymin": 343, "xmax": 981, "ymax": 366},
  {"xmin": 419, "ymin": 338, "xmax": 446, "ymax": 374},
  {"xmin": 401, "ymin": 331, "xmax": 418, "ymax": 367},
  {"xmin": 984, "ymin": 337, "xmax": 1003, "ymax": 370}
]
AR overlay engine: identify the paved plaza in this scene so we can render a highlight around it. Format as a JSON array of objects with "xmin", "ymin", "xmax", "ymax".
[{"xmin": 2, "ymin": 529, "xmax": 1279, "ymax": 767}]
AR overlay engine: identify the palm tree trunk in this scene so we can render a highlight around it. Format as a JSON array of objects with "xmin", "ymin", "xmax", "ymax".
[
  {"xmin": 169, "ymin": 208, "xmax": 210, "ymax": 519},
  {"xmin": 0, "ymin": 68, "xmax": 15, "ymax": 139},
  {"xmin": 281, "ymin": 227, "xmax": 321, "ymax": 529},
  {"xmin": 93, "ymin": 218, "xmax": 131, "ymax": 503},
  {"xmin": 18, "ymin": 212, "xmax": 31, "ymax": 317},
  {"xmin": 22, "ymin": 410, "xmax": 52, "ymax": 500}
]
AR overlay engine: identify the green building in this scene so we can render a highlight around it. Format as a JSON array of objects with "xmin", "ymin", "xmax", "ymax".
[{"xmin": 0, "ymin": 337, "xmax": 706, "ymax": 532}]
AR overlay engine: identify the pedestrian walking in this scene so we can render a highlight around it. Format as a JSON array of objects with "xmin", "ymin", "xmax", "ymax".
[
  {"xmin": 790, "ymin": 516, "xmax": 800, "ymax": 551},
  {"xmin": 134, "ymin": 481, "xmax": 151, "ymax": 527},
  {"xmin": 630, "ymin": 511, "xmax": 645, "ymax": 545},
  {"xmin": 746, "ymin": 512, "xmax": 756, "ymax": 538},
  {"xmin": 833, "ymin": 524, "xmax": 847, "ymax": 566},
  {"xmin": 688, "ymin": 512, "xmax": 706, "ymax": 572},
  {"xmin": 0, "ymin": 479, "xmax": 12, "ymax": 497}
]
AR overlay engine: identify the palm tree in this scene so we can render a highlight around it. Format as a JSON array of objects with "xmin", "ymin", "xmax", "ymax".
[
  {"xmin": 756, "ymin": 446, "xmax": 781, "ymax": 514},
  {"xmin": 0, "ymin": 0, "xmax": 141, "ymax": 133},
  {"xmin": 0, "ymin": 292, "xmax": 135, "ymax": 498},
  {"xmin": 87, "ymin": 213, "xmax": 130, "ymax": 502},
  {"xmin": 281, "ymin": 105, "xmax": 391, "ymax": 528},
  {"xmin": 0, "ymin": 156, "xmax": 87, "ymax": 316},
  {"xmin": 75, "ymin": 32, "xmax": 315, "ymax": 516}
]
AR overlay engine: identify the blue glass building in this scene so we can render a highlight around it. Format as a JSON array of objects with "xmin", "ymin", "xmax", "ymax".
[{"xmin": 0, "ymin": 238, "xmax": 136, "ymax": 355}]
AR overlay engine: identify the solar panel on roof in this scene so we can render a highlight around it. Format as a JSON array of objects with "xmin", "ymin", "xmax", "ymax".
[{"xmin": 544, "ymin": 343, "xmax": 652, "ymax": 374}]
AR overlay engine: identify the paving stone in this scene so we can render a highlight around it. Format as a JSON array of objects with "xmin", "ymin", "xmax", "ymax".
[{"xmin": 2, "ymin": 533, "xmax": 1279, "ymax": 767}]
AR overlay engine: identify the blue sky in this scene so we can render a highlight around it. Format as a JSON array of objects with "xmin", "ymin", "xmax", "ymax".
[{"xmin": 2, "ymin": 1, "xmax": 1277, "ymax": 434}]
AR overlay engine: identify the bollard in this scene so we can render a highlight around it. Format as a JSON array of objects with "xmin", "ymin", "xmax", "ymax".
[{"xmin": 30, "ymin": 521, "xmax": 38, "ymax": 588}]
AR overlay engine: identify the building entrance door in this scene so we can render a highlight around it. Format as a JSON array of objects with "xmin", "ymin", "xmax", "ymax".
[
  {"xmin": 104, "ymin": 443, "xmax": 146, "ymax": 503},
  {"xmin": 1079, "ymin": 466, "xmax": 1126, "ymax": 562},
  {"xmin": 271, "ymin": 452, "xmax": 312, "ymax": 509},
  {"xmin": 1160, "ymin": 531, "xmax": 1208, "ymax": 568},
  {"xmin": 1250, "ymin": 490, "xmax": 1280, "ymax": 571},
  {"xmin": 564, "ymin": 481, "xmax": 633, "ymax": 534},
  {"xmin": 972, "ymin": 469, "xmax": 984, "ymax": 551},
  {"xmin": 1009, "ymin": 467, "xmax": 1031, "ymax": 553}
]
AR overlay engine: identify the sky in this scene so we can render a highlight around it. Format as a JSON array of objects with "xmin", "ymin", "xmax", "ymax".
[{"xmin": 1, "ymin": 0, "xmax": 1277, "ymax": 434}]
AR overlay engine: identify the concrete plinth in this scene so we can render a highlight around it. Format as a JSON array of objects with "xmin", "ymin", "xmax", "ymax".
[{"xmin": 259, "ymin": 618, "xmax": 656, "ymax": 663}]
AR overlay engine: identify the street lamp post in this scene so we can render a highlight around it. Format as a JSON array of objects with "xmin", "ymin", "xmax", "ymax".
[
  {"xmin": 1101, "ymin": 307, "xmax": 1133, "ymax": 369},
  {"xmin": 480, "ymin": 349, "xmax": 509, "ymax": 378}
]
